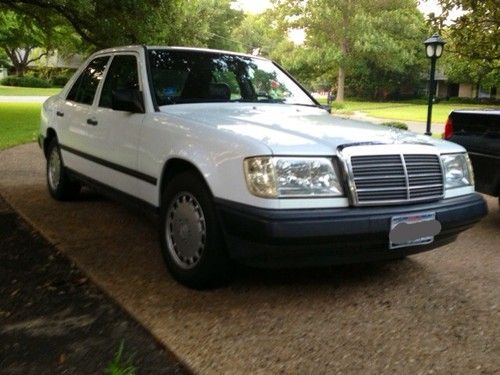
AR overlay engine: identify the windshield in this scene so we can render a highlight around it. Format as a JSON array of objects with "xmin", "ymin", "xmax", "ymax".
[{"xmin": 148, "ymin": 49, "xmax": 316, "ymax": 107}]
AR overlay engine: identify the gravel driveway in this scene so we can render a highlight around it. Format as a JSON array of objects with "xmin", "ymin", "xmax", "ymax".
[{"xmin": 0, "ymin": 143, "xmax": 498, "ymax": 374}]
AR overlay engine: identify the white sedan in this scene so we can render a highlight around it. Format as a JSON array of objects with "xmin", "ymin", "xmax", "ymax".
[{"xmin": 39, "ymin": 46, "xmax": 487, "ymax": 288}]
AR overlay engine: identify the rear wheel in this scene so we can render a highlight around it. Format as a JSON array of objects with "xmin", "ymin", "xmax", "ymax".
[
  {"xmin": 159, "ymin": 171, "xmax": 231, "ymax": 288},
  {"xmin": 46, "ymin": 139, "xmax": 80, "ymax": 200}
]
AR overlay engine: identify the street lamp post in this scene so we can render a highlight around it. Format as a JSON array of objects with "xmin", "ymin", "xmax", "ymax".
[{"xmin": 424, "ymin": 33, "xmax": 446, "ymax": 136}]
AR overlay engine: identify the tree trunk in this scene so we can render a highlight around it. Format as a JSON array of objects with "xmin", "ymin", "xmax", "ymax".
[
  {"xmin": 336, "ymin": 65, "xmax": 345, "ymax": 102},
  {"xmin": 14, "ymin": 63, "xmax": 26, "ymax": 76}
]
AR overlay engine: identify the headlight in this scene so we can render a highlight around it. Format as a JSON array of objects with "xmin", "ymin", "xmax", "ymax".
[
  {"xmin": 244, "ymin": 156, "xmax": 343, "ymax": 198},
  {"xmin": 441, "ymin": 153, "xmax": 474, "ymax": 189}
]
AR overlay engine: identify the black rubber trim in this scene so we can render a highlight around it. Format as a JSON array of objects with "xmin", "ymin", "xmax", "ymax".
[
  {"xmin": 214, "ymin": 193, "xmax": 487, "ymax": 265},
  {"xmin": 143, "ymin": 46, "xmax": 159, "ymax": 112},
  {"xmin": 215, "ymin": 193, "xmax": 487, "ymax": 240},
  {"xmin": 60, "ymin": 144, "xmax": 157, "ymax": 185},
  {"xmin": 38, "ymin": 134, "xmax": 45, "ymax": 149},
  {"xmin": 66, "ymin": 168, "xmax": 158, "ymax": 215}
]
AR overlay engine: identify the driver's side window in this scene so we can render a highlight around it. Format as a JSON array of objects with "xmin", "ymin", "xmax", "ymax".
[{"xmin": 99, "ymin": 54, "xmax": 140, "ymax": 109}]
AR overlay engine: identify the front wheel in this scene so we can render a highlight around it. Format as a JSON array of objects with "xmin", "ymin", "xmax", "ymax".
[
  {"xmin": 159, "ymin": 171, "xmax": 231, "ymax": 289},
  {"xmin": 46, "ymin": 139, "xmax": 80, "ymax": 200}
]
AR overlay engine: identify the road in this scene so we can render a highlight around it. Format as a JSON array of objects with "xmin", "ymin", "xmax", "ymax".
[{"xmin": 0, "ymin": 143, "xmax": 498, "ymax": 374}]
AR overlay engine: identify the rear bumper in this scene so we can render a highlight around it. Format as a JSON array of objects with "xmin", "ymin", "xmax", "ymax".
[{"xmin": 215, "ymin": 193, "xmax": 487, "ymax": 267}]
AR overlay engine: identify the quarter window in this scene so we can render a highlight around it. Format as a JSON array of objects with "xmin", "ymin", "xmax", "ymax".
[
  {"xmin": 99, "ymin": 55, "xmax": 140, "ymax": 109},
  {"xmin": 67, "ymin": 56, "xmax": 109, "ymax": 105}
]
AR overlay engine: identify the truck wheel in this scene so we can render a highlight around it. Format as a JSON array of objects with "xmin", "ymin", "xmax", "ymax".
[
  {"xmin": 46, "ymin": 139, "xmax": 80, "ymax": 200},
  {"xmin": 159, "ymin": 171, "xmax": 231, "ymax": 289}
]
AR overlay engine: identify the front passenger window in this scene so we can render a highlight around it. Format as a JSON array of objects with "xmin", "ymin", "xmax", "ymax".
[{"xmin": 99, "ymin": 55, "xmax": 140, "ymax": 109}]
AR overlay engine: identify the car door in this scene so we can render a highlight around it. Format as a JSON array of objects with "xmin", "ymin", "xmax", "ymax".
[
  {"xmin": 90, "ymin": 53, "xmax": 146, "ymax": 199},
  {"xmin": 56, "ymin": 56, "xmax": 110, "ymax": 172}
]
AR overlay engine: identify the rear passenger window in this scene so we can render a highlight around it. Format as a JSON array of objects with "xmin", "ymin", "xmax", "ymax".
[
  {"xmin": 99, "ymin": 55, "xmax": 140, "ymax": 109},
  {"xmin": 67, "ymin": 56, "xmax": 109, "ymax": 105}
]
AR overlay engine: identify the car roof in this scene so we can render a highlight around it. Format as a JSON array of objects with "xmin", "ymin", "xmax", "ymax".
[
  {"xmin": 452, "ymin": 108, "xmax": 500, "ymax": 115},
  {"xmin": 92, "ymin": 45, "xmax": 268, "ymax": 60}
]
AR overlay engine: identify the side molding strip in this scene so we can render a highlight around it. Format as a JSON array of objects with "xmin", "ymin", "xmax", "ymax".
[{"xmin": 60, "ymin": 144, "xmax": 157, "ymax": 185}]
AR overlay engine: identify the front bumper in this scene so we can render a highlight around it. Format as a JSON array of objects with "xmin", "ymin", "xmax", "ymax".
[
  {"xmin": 215, "ymin": 193, "xmax": 487, "ymax": 267},
  {"xmin": 38, "ymin": 134, "xmax": 45, "ymax": 149}
]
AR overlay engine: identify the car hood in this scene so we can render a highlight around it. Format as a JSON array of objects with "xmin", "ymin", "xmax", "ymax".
[{"xmin": 159, "ymin": 103, "xmax": 465, "ymax": 155}]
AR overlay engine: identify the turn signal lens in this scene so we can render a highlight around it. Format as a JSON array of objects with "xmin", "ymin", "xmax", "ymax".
[{"xmin": 443, "ymin": 116, "xmax": 453, "ymax": 139}]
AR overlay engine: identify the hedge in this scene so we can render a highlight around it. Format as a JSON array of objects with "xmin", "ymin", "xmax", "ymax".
[{"xmin": 1, "ymin": 75, "xmax": 52, "ymax": 88}]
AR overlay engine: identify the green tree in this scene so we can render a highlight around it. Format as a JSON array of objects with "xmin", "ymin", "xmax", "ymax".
[
  {"xmin": 274, "ymin": 0, "xmax": 427, "ymax": 101},
  {"xmin": 0, "ymin": 0, "xmax": 179, "ymax": 47},
  {"xmin": 0, "ymin": 0, "xmax": 243, "ymax": 50},
  {"xmin": 0, "ymin": 7, "xmax": 87, "ymax": 76},
  {"xmin": 232, "ymin": 11, "xmax": 288, "ymax": 56},
  {"xmin": 0, "ymin": 10, "xmax": 50, "ymax": 75},
  {"xmin": 171, "ymin": 0, "xmax": 243, "ymax": 50},
  {"xmin": 436, "ymin": 0, "xmax": 499, "ymax": 94}
]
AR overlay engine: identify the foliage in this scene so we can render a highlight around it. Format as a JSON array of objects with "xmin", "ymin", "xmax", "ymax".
[
  {"xmin": 50, "ymin": 74, "xmax": 71, "ymax": 87},
  {"xmin": 1, "ymin": 75, "xmax": 51, "ymax": 87},
  {"xmin": 0, "ymin": 48, "xmax": 9, "ymax": 66},
  {"xmin": 0, "ymin": 102, "xmax": 41, "ymax": 150},
  {"xmin": 105, "ymin": 341, "xmax": 136, "ymax": 375},
  {"xmin": 27, "ymin": 66, "xmax": 75, "ymax": 81},
  {"xmin": 445, "ymin": 96, "xmax": 500, "ymax": 105},
  {"xmin": 0, "ymin": 10, "xmax": 48, "ymax": 75},
  {"xmin": 434, "ymin": 0, "xmax": 499, "ymax": 90},
  {"xmin": 272, "ymin": 0, "xmax": 428, "ymax": 101},
  {"xmin": 0, "ymin": 0, "xmax": 243, "ymax": 50},
  {"xmin": 232, "ymin": 11, "xmax": 287, "ymax": 56},
  {"xmin": 380, "ymin": 121, "xmax": 408, "ymax": 130}
]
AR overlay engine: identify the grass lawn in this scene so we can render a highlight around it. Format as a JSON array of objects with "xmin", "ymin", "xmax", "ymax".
[
  {"xmin": 0, "ymin": 102, "xmax": 41, "ymax": 150},
  {"xmin": 317, "ymin": 98, "xmax": 492, "ymax": 123},
  {"xmin": 0, "ymin": 85, "xmax": 61, "ymax": 96}
]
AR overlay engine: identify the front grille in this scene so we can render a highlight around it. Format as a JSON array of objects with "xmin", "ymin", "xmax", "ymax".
[{"xmin": 349, "ymin": 153, "xmax": 444, "ymax": 205}]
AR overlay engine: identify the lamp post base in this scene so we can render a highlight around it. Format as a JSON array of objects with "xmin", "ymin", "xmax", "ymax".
[{"xmin": 425, "ymin": 131, "xmax": 432, "ymax": 136}]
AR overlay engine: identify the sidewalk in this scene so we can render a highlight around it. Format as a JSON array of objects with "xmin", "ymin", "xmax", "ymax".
[
  {"xmin": 0, "ymin": 96, "xmax": 49, "ymax": 103},
  {"xmin": 333, "ymin": 111, "xmax": 445, "ymax": 135}
]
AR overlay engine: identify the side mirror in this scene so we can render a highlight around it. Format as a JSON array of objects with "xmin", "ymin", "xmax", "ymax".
[{"xmin": 112, "ymin": 89, "xmax": 145, "ymax": 113}]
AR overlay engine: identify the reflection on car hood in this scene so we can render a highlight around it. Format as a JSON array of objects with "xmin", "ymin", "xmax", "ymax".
[{"xmin": 159, "ymin": 103, "xmax": 465, "ymax": 155}]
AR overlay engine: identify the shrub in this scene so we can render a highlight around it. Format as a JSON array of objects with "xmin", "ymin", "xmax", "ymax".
[
  {"xmin": 380, "ymin": 121, "xmax": 408, "ymax": 130},
  {"xmin": 445, "ymin": 97, "xmax": 500, "ymax": 105},
  {"xmin": 1, "ymin": 75, "xmax": 51, "ymax": 88},
  {"xmin": 51, "ymin": 75, "xmax": 71, "ymax": 87}
]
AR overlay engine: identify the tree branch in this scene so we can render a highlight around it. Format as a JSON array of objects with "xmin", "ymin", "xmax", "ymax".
[
  {"xmin": 0, "ymin": 0, "xmax": 102, "ymax": 47},
  {"xmin": 26, "ymin": 49, "xmax": 49, "ymax": 64}
]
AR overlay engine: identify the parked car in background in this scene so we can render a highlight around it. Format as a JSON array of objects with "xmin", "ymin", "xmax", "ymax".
[
  {"xmin": 39, "ymin": 46, "xmax": 487, "ymax": 288},
  {"xmin": 444, "ymin": 109, "xmax": 500, "ymax": 201}
]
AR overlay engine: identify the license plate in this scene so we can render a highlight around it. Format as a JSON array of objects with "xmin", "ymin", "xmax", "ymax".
[{"xmin": 389, "ymin": 212, "xmax": 441, "ymax": 249}]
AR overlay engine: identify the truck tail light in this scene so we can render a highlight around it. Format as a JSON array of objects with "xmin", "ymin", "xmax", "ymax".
[{"xmin": 443, "ymin": 116, "xmax": 453, "ymax": 139}]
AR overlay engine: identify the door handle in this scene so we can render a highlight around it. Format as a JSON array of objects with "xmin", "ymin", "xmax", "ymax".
[
  {"xmin": 56, "ymin": 111, "xmax": 64, "ymax": 117},
  {"xmin": 86, "ymin": 118, "xmax": 98, "ymax": 126}
]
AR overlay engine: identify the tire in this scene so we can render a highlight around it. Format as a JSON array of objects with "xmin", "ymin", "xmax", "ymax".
[
  {"xmin": 159, "ymin": 171, "xmax": 231, "ymax": 289},
  {"xmin": 46, "ymin": 138, "xmax": 81, "ymax": 201}
]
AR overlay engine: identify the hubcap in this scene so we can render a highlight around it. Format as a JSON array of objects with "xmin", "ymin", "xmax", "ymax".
[
  {"xmin": 48, "ymin": 147, "xmax": 61, "ymax": 190},
  {"xmin": 165, "ymin": 192, "xmax": 206, "ymax": 269}
]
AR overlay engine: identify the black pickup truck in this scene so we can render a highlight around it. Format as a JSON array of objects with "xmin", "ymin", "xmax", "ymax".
[{"xmin": 444, "ymin": 109, "xmax": 500, "ymax": 198}]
